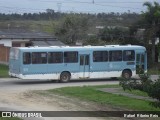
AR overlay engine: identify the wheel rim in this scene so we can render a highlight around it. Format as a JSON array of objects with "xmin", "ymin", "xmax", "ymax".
[
  {"xmin": 62, "ymin": 75, "xmax": 68, "ymax": 81},
  {"xmin": 61, "ymin": 73, "xmax": 70, "ymax": 82}
]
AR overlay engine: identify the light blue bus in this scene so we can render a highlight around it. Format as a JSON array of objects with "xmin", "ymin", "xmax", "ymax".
[{"xmin": 9, "ymin": 45, "xmax": 147, "ymax": 82}]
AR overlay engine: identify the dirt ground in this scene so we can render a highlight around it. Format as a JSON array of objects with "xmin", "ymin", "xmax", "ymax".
[
  {"xmin": 0, "ymin": 90, "xmax": 126, "ymax": 120},
  {"xmin": 1, "ymin": 90, "xmax": 158, "ymax": 120}
]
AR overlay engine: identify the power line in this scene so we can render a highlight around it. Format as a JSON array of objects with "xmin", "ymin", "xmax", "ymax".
[
  {"xmin": 38, "ymin": 0, "xmax": 144, "ymax": 4},
  {"xmin": 93, "ymin": 3, "xmax": 142, "ymax": 10},
  {"xmin": 28, "ymin": 0, "xmax": 144, "ymax": 10},
  {"xmin": 57, "ymin": 3, "xmax": 62, "ymax": 12}
]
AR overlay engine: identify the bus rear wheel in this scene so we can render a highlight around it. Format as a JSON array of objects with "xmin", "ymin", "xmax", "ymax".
[
  {"xmin": 60, "ymin": 72, "xmax": 70, "ymax": 83},
  {"xmin": 122, "ymin": 70, "xmax": 131, "ymax": 79}
]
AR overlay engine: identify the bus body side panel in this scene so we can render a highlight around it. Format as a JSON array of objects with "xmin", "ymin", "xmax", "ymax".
[
  {"xmin": 21, "ymin": 64, "xmax": 49, "ymax": 79},
  {"xmin": 20, "ymin": 49, "xmax": 80, "ymax": 80},
  {"xmin": 9, "ymin": 46, "xmax": 147, "ymax": 80},
  {"xmin": 89, "ymin": 49, "xmax": 136, "ymax": 79},
  {"xmin": 90, "ymin": 62, "xmax": 136, "ymax": 78},
  {"xmin": 21, "ymin": 49, "xmax": 55, "ymax": 80},
  {"xmin": 63, "ymin": 63, "xmax": 80, "ymax": 79},
  {"xmin": 47, "ymin": 63, "xmax": 65, "ymax": 79},
  {"xmin": 90, "ymin": 62, "xmax": 109, "ymax": 78}
]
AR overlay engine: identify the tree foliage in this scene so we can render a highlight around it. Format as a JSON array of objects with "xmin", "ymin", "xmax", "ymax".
[
  {"xmin": 120, "ymin": 74, "xmax": 160, "ymax": 104},
  {"xmin": 142, "ymin": 2, "xmax": 160, "ymax": 63},
  {"xmin": 0, "ymin": 9, "xmax": 142, "ymax": 46},
  {"xmin": 54, "ymin": 15, "xmax": 89, "ymax": 44},
  {"xmin": 98, "ymin": 26, "xmax": 130, "ymax": 44}
]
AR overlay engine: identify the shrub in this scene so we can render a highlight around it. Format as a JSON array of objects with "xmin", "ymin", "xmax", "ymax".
[
  {"xmin": 139, "ymin": 74, "xmax": 153, "ymax": 92},
  {"xmin": 119, "ymin": 77, "xmax": 145, "ymax": 91},
  {"xmin": 119, "ymin": 74, "xmax": 160, "ymax": 102},
  {"xmin": 147, "ymin": 78, "xmax": 160, "ymax": 101},
  {"xmin": 119, "ymin": 78, "xmax": 132, "ymax": 91}
]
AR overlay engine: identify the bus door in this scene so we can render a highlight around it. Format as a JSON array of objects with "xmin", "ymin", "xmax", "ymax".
[
  {"xmin": 79, "ymin": 55, "xmax": 90, "ymax": 78},
  {"xmin": 136, "ymin": 53, "xmax": 145, "ymax": 74}
]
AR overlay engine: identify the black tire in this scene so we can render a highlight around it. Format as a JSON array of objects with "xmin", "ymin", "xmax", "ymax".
[
  {"xmin": 60, "ymin": 72, "xmax": 70, "ymax": 83},
  {"xmin": 122, "ymin": 70, "xmax": 131, "ymax": 79}
]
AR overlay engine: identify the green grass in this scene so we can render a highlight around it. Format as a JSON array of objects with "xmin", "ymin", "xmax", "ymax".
[
  {"xmin": 121, "ymin": 89, "xmax": 148, "ymax": 97},
  {"xmin": 0, "ymin": 64, "xmax": 9, "ymax": 78},
  {"xmin": 44, "ymin": 85, "xmax": 160, "ymax": 111}
]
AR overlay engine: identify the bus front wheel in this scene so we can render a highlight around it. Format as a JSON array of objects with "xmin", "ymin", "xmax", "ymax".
[
  {"xmin": 122, "ymin": 70, "xmax": 131, "ymax": 79},
  {"xmin": 60, "ymin": 72, "xmax": 71, "ymax": 83}
]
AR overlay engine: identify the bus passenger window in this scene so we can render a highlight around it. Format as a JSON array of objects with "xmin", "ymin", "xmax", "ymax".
[
  {"xmin": 23, "ymin": 52, "xmax": 31, "ymax": 64},
  {"xmin": 48, "ymin": 52, "xmax": 63, "ymax": 63},
  {"xmin": 32, "ymin": 52, "xmax": 47, "ymax": 64},
  {"xmin": 80, "ymin": 56, "xmax": 84, "ymax": 65},
  {"xmin": 109, "ymin": 51, "xmax": 122, "ymax": 61},
  {"xmin": 93, "ymin": 51, "xmax": 108, "ymax": 62},
  {"xmin": 64, "ymin": 51, "xmax": 78, "ymax": 63},
  {"xmin": 123, "ymin": 50, "xmax": 135, "ymax": 61},
  {"xmin": 85, "ymin": 55, "xmax": 89, "ymax": 65}
]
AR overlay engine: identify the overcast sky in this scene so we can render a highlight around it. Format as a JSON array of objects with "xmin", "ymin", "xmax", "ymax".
[{"xmin": 0, "ymin": 0, "xmax": 159, "ymax": 14}]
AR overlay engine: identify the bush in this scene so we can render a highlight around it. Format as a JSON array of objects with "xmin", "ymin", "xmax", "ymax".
[
  {"xmin": 147, "ymin": 78, "xmax": 160, "ymax": 101},
  {"xmin": 119, "ymin": 78, "xmax": 132, "ymax": 91},
  {"xmin": 139, "ymin": 74, "xmax": 153, "ymax": 92},
  {"xmin": 119, "ymin": 74, "xmax": 160, "ymax": 102},
  {"xmin": 119, "ymin": 77, "xmax": 145, "ymax": 91}
]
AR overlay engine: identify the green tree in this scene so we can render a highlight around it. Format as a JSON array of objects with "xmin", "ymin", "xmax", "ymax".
[
  {"xmin": 143, "ymin": 1, "xmax": 160, "ymax": 64},
  {"xmin": 54, "ymin": 15, "xmax": 89, "ymax": 45},
  {"xmin": 98, "ymin": 26, "xmax": 129, "ymax": 44}
]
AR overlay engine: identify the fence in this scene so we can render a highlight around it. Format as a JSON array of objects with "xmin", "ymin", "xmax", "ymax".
[{"xmin": 0, "ymin": 44, "xmax": 10, "ymax": 65}]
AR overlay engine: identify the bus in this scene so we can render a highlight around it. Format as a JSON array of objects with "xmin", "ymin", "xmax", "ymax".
[{"xmin": 9, "ymin": 45, "xmax": 147, "ymax": 82}]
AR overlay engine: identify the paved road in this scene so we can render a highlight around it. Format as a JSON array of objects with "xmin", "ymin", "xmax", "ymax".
[
  {"xmin": 0, "ymin": 75, "xmax": 158, "ymax": 92},
  {"xmin": 0, "ymin": 78, "xmax": 119, "ymax": 92}
]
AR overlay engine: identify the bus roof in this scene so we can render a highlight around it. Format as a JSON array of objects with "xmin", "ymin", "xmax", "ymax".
[{"xmin": 12, "ymin": 45, "xmax": 146, "ymax": 51}]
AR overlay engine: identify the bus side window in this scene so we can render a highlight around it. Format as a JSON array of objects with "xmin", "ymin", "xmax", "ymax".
[
  {"xmin": 109, "ymin": 51, "xmax": 122, "ymax": 61},
  {"xmin": 80, "ymin": 56, "xmax": 84, "ymax": 65},
  {"xmin": 93, "ymin": 51, "xmax": 108, "ymax": 62},
  {"xmin": 64, "ymin": 51, "xmax": 78, "ymax": 63},
  {"xmin": 123, "ymin": 50, "xmax": 135, "ymax": 61},
  {"xmin": 32, "ymin": 52, "xmax": 47, "ymax": 64},
  {"xmin": 23, "ymin": 52, "xmax": 31, "ymax": 64},
  {"xmin": 48, "ymin": 52, "xmax": 63, "ymax": 63},
  {"xmin": 85, "ymin": 55, "xmax": 89, "ymax": 65}
]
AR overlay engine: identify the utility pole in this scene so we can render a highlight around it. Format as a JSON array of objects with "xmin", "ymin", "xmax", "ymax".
[
  {"xmin": 57, "ymin": 3, "xmax": 62, "ymax": 12},
  {"xmin": 8, "ymin": 24, "xmax": 10, "ymax": 30}
]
